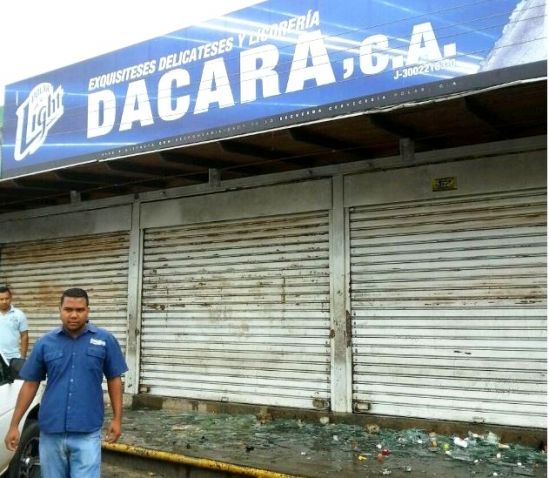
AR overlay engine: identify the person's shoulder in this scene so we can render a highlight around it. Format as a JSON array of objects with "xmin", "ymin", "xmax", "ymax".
[
  {"xmin": 36, "ymin": 328, "xmax": 61, "ymax": 342},
  {"xmin": 28, "ymin": 331, "xmax": 51, "ymax": 351},
  {"xmin": 88, "ymin": 324, "xmax": 117, "ymax": 340},
  {"xmin": 10, "ymin": 305, "xmax": 26, "ymax": 316}
]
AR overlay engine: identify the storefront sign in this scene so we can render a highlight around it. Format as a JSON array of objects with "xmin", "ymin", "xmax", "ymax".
[
  {"xmin": 1, "ymin": 0, "xmax": 546, "ymax": 178},
  {"xmin": 432, "ymin": 177, "xmax": 458, "ymax": 192}
]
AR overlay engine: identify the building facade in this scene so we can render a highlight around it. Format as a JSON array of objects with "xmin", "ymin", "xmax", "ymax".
[{"xmin": 0, "ymin": 0, "xmax": 546, "ymax": 431}]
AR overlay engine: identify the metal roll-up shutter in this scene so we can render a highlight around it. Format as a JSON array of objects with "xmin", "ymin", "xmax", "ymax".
[
  {"xmin": 0, "ymin": 232, "xmax": 130, "ymax": 351},
  {"xmin": 141, "ymin": 211, "xmax": 331, "ymax": 409},
  {"xmin": 350, "ymin": 188, "xmax": 546, "ymax": 427}
]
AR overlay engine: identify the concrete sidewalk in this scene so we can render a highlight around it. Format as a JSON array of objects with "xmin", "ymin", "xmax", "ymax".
[{"xmin": 103, "ymin": 407, "xmax": 547, "ymax": 478}]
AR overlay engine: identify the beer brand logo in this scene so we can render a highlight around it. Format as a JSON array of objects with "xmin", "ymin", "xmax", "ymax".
[{"xmin": 14, "ymin": 82, "xmax": 64, "ymax": 161}]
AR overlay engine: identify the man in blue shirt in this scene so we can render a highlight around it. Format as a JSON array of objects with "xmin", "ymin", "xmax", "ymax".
[
  {"xmin": 4, "ymin": 287, "xmax": 128, "ymax": 478},
  {"xmin": 0, "ymin": 285, "xmax": 29, "ymax": 361}
]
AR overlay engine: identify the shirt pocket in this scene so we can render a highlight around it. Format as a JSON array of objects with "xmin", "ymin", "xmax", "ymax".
[
  {"xmin": 44, "ymin": 350, "xmax": 64, "ymax": 375},
  {"xmin": 44, "ymin": 351, "xmax": 64, "ymax": 362},
  {"xmin": 86, "ymin": 346, "xmax": 106, "ymax": 371}
]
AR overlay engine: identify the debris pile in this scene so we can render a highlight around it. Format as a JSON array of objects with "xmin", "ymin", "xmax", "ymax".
[{"xmin": 113, "ymin": 409, "xmax": 546, "ymax": 477}]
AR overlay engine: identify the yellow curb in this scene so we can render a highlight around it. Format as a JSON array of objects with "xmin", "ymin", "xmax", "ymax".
[{"xmin": 102, "ymin": 441, "xmax": 308, "ymax": 478}]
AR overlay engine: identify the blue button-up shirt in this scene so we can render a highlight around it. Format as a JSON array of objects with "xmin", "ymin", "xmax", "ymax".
[{"xmin": 20, "ymin": 323, "xmax": 128, "ymax": 433}]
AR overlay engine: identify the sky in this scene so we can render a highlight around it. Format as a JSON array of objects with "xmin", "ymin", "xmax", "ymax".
[{"xmin": 0, "ymin": 0, "xmax": 262, "ymax": 106}]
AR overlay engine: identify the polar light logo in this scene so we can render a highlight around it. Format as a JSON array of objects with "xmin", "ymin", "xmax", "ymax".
[{"xmin": 14, "ymin": 82, "xmax": 64, "ymax": 161}]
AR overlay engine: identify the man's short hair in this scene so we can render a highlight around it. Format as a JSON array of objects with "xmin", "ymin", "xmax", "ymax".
[
  {"xmin": 0, "ymin": 285, "xmax": 11, "ymax": 295},
  {"xmin": 60, "ymin": 288, "xmax": 89, "ymax": 306}
]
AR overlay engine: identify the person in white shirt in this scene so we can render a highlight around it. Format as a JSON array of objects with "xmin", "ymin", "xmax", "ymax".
[{"xmin": 0, "ymin": 286, "xmax": 29, "ymax": 361}]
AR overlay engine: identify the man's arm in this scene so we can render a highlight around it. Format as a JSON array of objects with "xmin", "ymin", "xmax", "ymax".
[
  {"xmin": 19, "ymin": 331, "xmax": 29, "ymax": 359},
  {"xmin": 4, "ymin": 381, "xmax": 40, "ymax": 451},
  {"xmin": 105, "ymin": 376, "xmax": 124, "ymax": 443}
]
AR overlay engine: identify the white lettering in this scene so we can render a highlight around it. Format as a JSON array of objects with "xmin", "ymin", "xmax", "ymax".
[
  {"xmin": 88, "ymin": 60, "xmax": 157, "ymax": 92},
  {"xmin": 246, "ymin": 10, "xmax": 320, "ymax": 47},
  {"xmin": 407, "ymin": 22, "xmax": 442, "ymax": 65},
  {"xmin": 157, "ymin": 69, "xmax": 191, "ymax": 120},
  {"xmin": 240, "ymin": 45, "xmax": 280, "ymax": 103},
  {"xmin": 309, "ymin": 10, "xmax": 320, "ymax": 29},
  {"xmin": 87, "ymin": 89, "xmax": 116, "ymax": 139},
  {"xmin": 14, "ymin": 83, "xmax": 64, "ymax": 160},
  {"xmin": 194, "ymin": 58, "xmax": 235, "ymax": 114},
  {"xmin": 359, "ymin": 34, "xmax": 390, "ymax": 74},
  {"xmin": 119, "ymin": 80, "xmax": 154, "ymax": 131},
  {"xmin": 296, "ymin": 14, "xmax": 306, "ymax": 31},
  {"xmin": 286, "ymin": 30, "xmax": 335, "ymax": 93}
]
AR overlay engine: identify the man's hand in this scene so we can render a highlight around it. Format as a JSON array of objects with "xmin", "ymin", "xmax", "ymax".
[
  {"xmin": 105, "ymin": 420, "xmax": 122, "ymax": 443},
  {"xmin": 4, "ymin": 426, "xmax": 20, "ymax": 451}
]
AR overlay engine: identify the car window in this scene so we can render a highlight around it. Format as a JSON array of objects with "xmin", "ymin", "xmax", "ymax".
[{"xmin": 0, "ymin": 357, "xmax": 11, "ymax": 385}]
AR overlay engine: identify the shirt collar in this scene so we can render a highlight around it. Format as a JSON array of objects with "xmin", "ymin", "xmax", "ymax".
[{"xmin": 55, "ymin": 322, "xmax": 97, "ymax": 336}]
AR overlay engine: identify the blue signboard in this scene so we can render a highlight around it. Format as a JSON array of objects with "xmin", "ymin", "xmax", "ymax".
[{"xmin": 1, "ymin": 0, "xmax": 546, "ymax": 179}]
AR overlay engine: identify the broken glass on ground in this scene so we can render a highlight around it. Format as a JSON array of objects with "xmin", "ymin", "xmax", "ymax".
[{"xmin": 112, "ymin": 409, "xmax": 546, "ymax": 477}]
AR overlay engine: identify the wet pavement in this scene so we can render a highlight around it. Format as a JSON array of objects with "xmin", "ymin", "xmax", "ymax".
[
  {"xmin": 102, "ymin": 408, "xmax": 546, "ymax": 477},
  {"xmin": 102, "ymin": 461, "xmax": 164, "ymax": 477}
]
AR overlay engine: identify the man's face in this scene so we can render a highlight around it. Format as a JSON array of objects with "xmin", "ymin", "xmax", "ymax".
[
  {"xmin": 0, "ymin": 291, "xmax": 12, "ymax": 313},
  {"xmin": 60, "ymin": 296, "xmax": 89, "ymax": 335}
]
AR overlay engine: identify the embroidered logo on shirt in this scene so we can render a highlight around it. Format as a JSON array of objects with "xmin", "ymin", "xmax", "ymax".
[{"xmin": 90, "ymin": 338, "xmax": 106, "ymax": 346}]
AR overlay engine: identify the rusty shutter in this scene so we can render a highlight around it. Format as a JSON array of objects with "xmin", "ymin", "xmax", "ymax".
[
  {"xmin": 140, "ymin": 211, "xmax": 331, "ymax": 409},
  {"xmin": 349, "ymin": 188, "xmax": 546, "ymax": 427},
  {"xmin": 0, "ymin": 232, "xmax": 130, "ymax": 352}
]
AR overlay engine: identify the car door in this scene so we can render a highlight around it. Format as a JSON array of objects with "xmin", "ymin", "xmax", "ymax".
[{"xmin": 0, "ymin": 356, "xmax": 23, "ymax": 474}]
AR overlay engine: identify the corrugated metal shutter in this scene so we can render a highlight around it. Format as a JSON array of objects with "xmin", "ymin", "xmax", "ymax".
[
  {"xmin": 350, "ymin": 188, "xmax": 546, "ymax": 427},
  {"xmin": 0, "ymin": 232, "xmax": 130, "ymax": 351},
  {"xmin": 141, "ymin": 211, "xmax": 331, "ymax": 409}
]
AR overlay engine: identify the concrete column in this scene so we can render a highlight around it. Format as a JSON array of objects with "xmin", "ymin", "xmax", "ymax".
[
  {"xmin": 124, "ymin": 201, "xmax": 144, "ymax": 395},
  {"xmin": 329, "ymin": 175, "xmax": 353, "ymax": 412}
]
